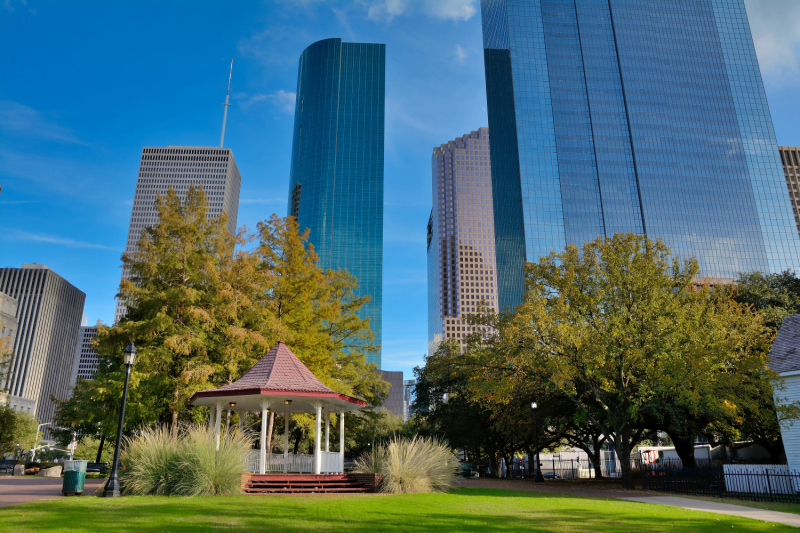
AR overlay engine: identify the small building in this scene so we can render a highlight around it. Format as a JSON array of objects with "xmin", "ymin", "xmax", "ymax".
[{"xmin": 767, "ymin": 314, "xmax": 800, "ymax": 472}]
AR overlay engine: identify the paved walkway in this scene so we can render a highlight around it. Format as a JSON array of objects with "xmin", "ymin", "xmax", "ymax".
[
  {"xmin": 0, "ymin": 477, "xmax": 106, "ymax": 508},
  {"xmin": 618, "ymin": 495, "xmax": 800, "ymax": 528},
  {"xmin": 456, "ymin": 478, "xmax": 800, "ymax": 527}
]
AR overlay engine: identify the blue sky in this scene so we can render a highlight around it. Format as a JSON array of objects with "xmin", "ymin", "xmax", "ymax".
[{"xmin": 1, "ymin": 0, "xmax": 800, "ymax": 380}]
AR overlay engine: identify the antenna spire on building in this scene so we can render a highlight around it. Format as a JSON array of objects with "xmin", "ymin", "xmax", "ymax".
[{"xmin": 219, "ymin": 59, "xmax": 233, "ymax": 148}]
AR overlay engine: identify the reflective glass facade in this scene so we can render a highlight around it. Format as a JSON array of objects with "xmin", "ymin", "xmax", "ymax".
[
  {"xmin": 482, "ymin": 0, "xmax": 800, "ymax": 311},
  {"xmin": 287, "ymin": 38, "xmax": 385, "ymax": 366}
]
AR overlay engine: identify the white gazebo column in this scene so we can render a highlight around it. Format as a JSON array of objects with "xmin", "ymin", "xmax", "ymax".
[
  {"xmin": 208, "ymin": 405, "xmax": 215, "ymax": 433},
  {"xmin": 325, "ymin": 411, "xmax": 330, "ymax": 452},
  {"xmin": 339, "ymin": 411, "xmax": 345, "ymax": 474},
  {"xmin": 214, "ymin": 400, "xmax": 222, "ymax": 451},
  {"xmin": 314, "ymin": 402, "xmax": 322, "ymax": 475},
  {"xmin": 259, "ymin": 399, "xmax": 271, "ymax": 475},
  {"xmin": 283, "ymin": 412, "xmax": 289, "ymax": 474},
  {"xmin": 238, "ymin": 411, "xmax": 244, "ymax": 433}
]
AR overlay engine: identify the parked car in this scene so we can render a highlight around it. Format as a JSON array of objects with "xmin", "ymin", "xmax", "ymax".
[{"xmin": 542, "ymin": 472, "xmax": 560, "ymax": 479}]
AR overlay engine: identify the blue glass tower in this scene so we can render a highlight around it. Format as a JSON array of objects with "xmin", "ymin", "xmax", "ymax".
[
  {"xmin": 482, "ymin": 0, "xmax": 800, "ymax": 311},
  {"xmin": 287, "ymin": 38, "xmax": 385, "ymax": 366}
]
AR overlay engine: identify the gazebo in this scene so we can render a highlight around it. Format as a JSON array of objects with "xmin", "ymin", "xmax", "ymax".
[{"xmin": 190, "ymin": 341, "xmax": 365, "ymax": 476}]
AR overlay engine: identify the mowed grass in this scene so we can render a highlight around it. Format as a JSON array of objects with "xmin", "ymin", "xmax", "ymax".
[{"xmin": 0, "ymin": 488, "xmax": 793, "ymax": 533}]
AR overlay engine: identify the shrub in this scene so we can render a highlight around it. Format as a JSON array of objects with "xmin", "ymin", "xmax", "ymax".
[
  {"xmin": 121, "ymin": 424, "xmax": 251, "ymax": 496},
  {"xmin": 355, "ymin": 435, "xmax": 460, "ymax": 494}
]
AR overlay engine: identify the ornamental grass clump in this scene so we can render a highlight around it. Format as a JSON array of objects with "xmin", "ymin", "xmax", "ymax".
[
  {"xmin": 121, "ymin": 424, "xmax": 251, "ymax": 496},
  {"xmin": 355, "ymin": 435, "xmax": 460, "ymax": 494}
]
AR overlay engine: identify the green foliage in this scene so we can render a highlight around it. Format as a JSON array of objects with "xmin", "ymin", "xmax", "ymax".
[
  {"xmin": 73, "ymin": 437, "xmax": 114, "ymax": 463},
  {"xmin": 354, "ymin": 435, "xmax": 460, "ymax": 494},
  {"xmin": 729, "ymin": 270, "xmax": 800, "ymax": 331},
  {"xmin": 121, "ymin": 424, "xmax": 251, "ymax": 496},
  {"xmin": 0, "ymin": 406, "xmax": 38, "ymax": 457},
  {"xmin": 55, "ymin": 191, "xmax": 386, "ymax": 443}
]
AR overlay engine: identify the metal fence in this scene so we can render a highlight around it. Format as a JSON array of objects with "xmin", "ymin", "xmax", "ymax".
[{"xmin": 641, "ymin": 464, "xmax": 800, "ymax": 503}]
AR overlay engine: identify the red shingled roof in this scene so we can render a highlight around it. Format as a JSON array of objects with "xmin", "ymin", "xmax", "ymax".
[
  {"xmin": 191, "ymin": 342, "xmax": 365, "ymax": 407},
  {"xmin": 210, "ymin": 341, "xmax": 335, "ymax": 394}
]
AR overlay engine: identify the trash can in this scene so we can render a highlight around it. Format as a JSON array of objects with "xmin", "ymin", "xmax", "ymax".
[
  {"xmin": 62, "ymin": 460, "xmax": 88, "ymax": 496},
  {"xmin": 462, "ymin": 463, "xmax": 472, "ymax": 478}
]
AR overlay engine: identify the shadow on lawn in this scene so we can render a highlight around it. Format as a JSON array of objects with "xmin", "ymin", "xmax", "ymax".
[{"xmin": 0, "ymin": 491, "xmax": 792, "ymax": 533}]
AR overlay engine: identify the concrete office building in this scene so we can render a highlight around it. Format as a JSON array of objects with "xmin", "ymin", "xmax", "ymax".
[
  {"xmin": 115, "ymin": 146, "xmax": 242, "ymax": 322},
  {"xmin": 0, "ymin": 291, "xmax": 34, "ymax": 414},
  {"xmin": 780, "ymin": 147, "xmax": 800, "ymax": 237},
  {"xmin": 70, "ymin": 326, "xmax": 99, "ymax": 388},
  {"xmin": 0, "ymin": 264, "xmax": 85, "ymax": 434},
  {"xmin": 481, "ymin": 0, "xmax": 800, "ymax": 311},
  {"xmin": 428, "ymin": 128, "xmax": 498, "ymax": 354},
  {"xmin": 287, "ymin": 38, "xmax": 386, "ymax": 366}
]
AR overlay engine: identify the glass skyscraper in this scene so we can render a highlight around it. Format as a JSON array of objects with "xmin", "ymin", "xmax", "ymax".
[
  {"xmin": 481, "ymin": 0, "xmax": 800, "ymax": 311},
  {"xmin": 287, "ymin": 38, "xmax": 385, "ymax": 366}
]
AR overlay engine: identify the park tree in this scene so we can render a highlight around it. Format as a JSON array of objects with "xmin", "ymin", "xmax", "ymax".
[
  {"xmin": 55, "ymin": 193, "xmax": 386, "ymax": 446},
  {"xmin": 501, "ymin": 233, "xmax": 754, "ymax": 488},
  {"xmin": 727, "ymin": 270, "xmax": 800, "ymax": 332},
  {"xmin": 0, "ymin": 405, "xmax": 38, "ymax": 457}
]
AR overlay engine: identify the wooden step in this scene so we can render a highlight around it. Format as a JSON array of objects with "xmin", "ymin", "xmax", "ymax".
[
  {"xmin": 243, "ymin": 473, "xmax": 373, "ymax": 494},
  {"xmin": 245, "ymin": 487, "xmax": 368, "ymax": 493}
]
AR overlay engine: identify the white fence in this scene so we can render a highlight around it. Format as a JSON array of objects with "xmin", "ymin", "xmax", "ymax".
[
  {"xmin": 246, "ymin": 452, "xmax": 342, "ymax": 474},
  {"xmin": 723, "ymin": 464, "xmax": 799, "ymax": 495},
  {"xmin": 246, "ymin": 452, "xmax": 314, "ymax": 473}
]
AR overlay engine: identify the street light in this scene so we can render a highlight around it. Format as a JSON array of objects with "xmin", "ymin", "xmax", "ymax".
[
  {"xmin": 531, "ymin": 398, "xmax": 544, "ymax": 484},
  {"xmin": 103, "ymin": 341, "xmax": 137, "ymax": 498}
]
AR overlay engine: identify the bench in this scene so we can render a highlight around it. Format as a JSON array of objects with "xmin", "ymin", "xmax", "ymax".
[
  {"xmin": 86, "ymin": 462, "xmax": 108, "ymax": 475},
  {"xmin": 0, "ymin": 459, "xmax": 18, "ymax": 475}
]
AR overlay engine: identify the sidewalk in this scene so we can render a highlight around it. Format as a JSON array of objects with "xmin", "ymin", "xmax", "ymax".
[
  {"xmin": 455, "ymin": 478, "xmax": 800, "ymax": 527},
  {"xmin": 618, "ymin": 495, "xmax": 800, "ymax": 527},
  {"xmin": 0, "ymin": 477, "xmax": 106, "ymax": 508}
]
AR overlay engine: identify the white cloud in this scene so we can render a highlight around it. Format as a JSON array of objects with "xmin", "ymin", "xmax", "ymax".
[
  {"xmin": 0, "ymin": 100, "xmax": 83, "ymax": 144},
  {"xmin": 233, "ymin": 90, "xmax": 296, "ymax": 113},
  {"xmin": 5, "ymin": 229, "xmax": 119, "ymax": 251},
  {"xmin": 745, "ymin": 0, "xmax": 800, "ymax": 85},
  {"xmin": 423, "ymin": 0, "xmax": 477, "ymax": 22},
  {"xmin": 455, "ymin": 44, "xmax": 469, "ymax": 63},
  {"xmin": 366, "ymin": 0, "xmax": 407, "ymax": 22},
  {"xmin": 3, "ymin": 0, "xmax": 34, "ymax": 14}
]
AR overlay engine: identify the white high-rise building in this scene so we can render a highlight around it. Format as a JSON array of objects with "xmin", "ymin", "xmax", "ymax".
[
  {"xmin": 115, "ymin": 146, "xmax": 242, "ymax": 323},
  {"xmin": 0, "ymin": 264, "xmax": 86, "ymax": 434},
  {"xmin": 427, "ymin": 128, "xmax": 498, "ymax": 354},
  {"xmin": 70, "ymin": 326, "xmax": 99, "ymax": 388}
]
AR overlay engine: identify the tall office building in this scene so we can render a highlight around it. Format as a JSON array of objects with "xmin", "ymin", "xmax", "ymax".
[
  {"xmin": 428, "ymin": 128, "xmax": 498, "ymax": 354},
  {"xmin": 286, "ymin": 38, "xmax": 385, "ymax": 366},
  {"xmin": 115, "ymin": 146, "xmax": 242, "ymax": 322},
  {"xmin": 0, "ymin": 264, "xmax": 85, "ymax": 434},
  {"xmin": 780, "ymin": 147, "xmax": 800, "ymax": 237},
  {"xmin": 481, "ymin": 0, "xmax": 800, "ymax": 310},
  {"xmin": 70, "ymin": 326, "xmax": 99, "ymax": 388}
]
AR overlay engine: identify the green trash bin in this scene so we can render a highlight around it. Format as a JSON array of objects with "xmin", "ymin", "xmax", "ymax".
[
  {"xmin": 62, "ymin": 460, "xmax": 88, "ymax": 496},
  {"xmin": 462, "ymin": 463, "xmax": 472, "ymax": 478}
]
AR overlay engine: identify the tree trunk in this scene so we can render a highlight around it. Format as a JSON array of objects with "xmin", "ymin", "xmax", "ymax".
[
  {"xmin": 293, "ymin": 429, "xmax": 301, "ymax": 455},
  {"xmin": 670, "ymin": 433, "xmax": 698, "ymax": 468},
  {"xmin": 170, "ymin": 411, "xmax": 179, "ymax": 436},
  {"xmin": 589, "ymin": 446, "xmax": 603, "ymax": 479},
  {"xmin": 95, "ymin": 434, "xmax": 105, "ymax": 463},
  {"xmin": 265, "ymin": 412, "xmax": 275, "ymax": 453},
  {"xmin": 617, "ymin": 430, "xmax": 634, "ymax": 490}
]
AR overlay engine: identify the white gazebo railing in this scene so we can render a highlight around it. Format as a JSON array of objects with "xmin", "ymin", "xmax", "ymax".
[
  {"xmin": 247, "ymin": 452, "xmax": 315, "ymax": 474},
  {"xmin": 320, "ymin": 451, "xmax": 343, "ymax": 474}
]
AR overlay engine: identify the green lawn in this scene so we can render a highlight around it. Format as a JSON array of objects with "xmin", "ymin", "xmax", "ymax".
[{"xmin": 0, "ymin": 488, "xmax": 793, "ymax": 532}]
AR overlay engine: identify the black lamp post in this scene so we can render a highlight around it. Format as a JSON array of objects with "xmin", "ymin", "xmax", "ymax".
[
  {"xmin": 103, "ymin": 341, "xmax": 137, "ymax": 498},
  {"xmin": 531, "ymin": 399, "xmax": 545, "ymax": 484}
]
